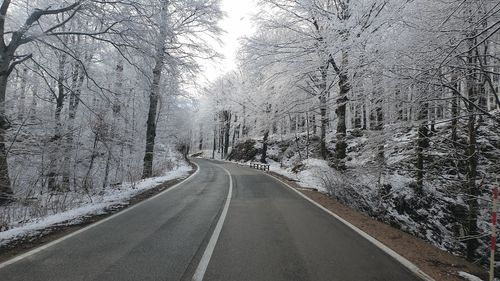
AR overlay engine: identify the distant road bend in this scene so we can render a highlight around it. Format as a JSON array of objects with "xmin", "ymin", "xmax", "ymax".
[{"xmin": 0, "ymin": 158, "xmax": 424, "ymax": 281}]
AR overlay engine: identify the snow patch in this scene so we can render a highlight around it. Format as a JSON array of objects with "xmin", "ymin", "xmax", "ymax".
[
  {"xmin": 0, "ymin": 163, "xmax": 192, "ymax": 247},
  {"xmin": 268, "ymin": 158, "xmax": 329, "ymax": 193},
  {"xmin": 457, "ymin": 271, "xmax": 484, "ymax": 281}
]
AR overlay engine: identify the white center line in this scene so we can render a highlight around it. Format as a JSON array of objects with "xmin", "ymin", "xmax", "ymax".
[{"xmin": 192, "ymin": 164, "xmax": 233, "ymax": 281}]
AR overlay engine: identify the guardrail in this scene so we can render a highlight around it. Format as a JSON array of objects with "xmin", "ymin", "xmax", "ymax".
[{"xmin": 249, "ymin": 162, "xmax": 270, "ymax": 171}]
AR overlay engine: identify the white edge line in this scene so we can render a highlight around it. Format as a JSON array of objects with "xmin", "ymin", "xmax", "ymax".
[
  {"xmin": 192, "ymin": 165, "xmax": 233, "ymax": 281},
  {"xmin": 266, "ymin": 172, "xmax": 436, "ymax": 281},
  {"xmin": 0, "ymin": 162, "xmax": 201, "ymax": 270}
]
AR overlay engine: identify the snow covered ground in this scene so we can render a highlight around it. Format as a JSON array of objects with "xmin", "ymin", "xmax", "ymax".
[
  {"xmin": 0, "ymin": 163, "xmax": 192, "ymax": 247},
  {"xmin": 458, "ymin": 271, "xmax": 491, "ymax": 281},
  {"xmin": 267, "ymin": 158, "xmax": 329, "ymax": 193}
]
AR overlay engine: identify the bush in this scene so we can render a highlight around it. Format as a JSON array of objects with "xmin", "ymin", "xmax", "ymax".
[{"xmin": 227, "ymin": 139, "xmax": 259, "ymax": 162}]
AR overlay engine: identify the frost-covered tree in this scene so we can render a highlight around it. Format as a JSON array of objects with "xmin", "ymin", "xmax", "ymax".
[
  {"xmin": 0, "ymin": 0, "xmax": 223, "ymax": 209},
  {"xmin": 193, "ymin": 0, "xmax": 500, "ymax": 262}
]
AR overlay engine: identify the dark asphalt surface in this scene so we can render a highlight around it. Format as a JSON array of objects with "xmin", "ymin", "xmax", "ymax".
[{"xmin": 0, "ymin": 158, "xmax": 423, "ymax": 281}]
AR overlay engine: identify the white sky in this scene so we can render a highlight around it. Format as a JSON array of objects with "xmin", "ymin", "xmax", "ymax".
[{"xmin": 197, "ymin": 0, "xmax": 258, "ymax": 85}]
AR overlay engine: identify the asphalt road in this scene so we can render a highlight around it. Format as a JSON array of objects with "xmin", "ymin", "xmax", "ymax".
[{"xmin": 0, "ymin": 158, "xmax": 423, "ymax": 281}]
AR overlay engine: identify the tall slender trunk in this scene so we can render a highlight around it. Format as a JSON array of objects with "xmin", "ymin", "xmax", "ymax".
[
  {"xmin": 450, "ymin": 73, "xmax": 459, "ymax": 147},
  {"xmin": 83, "ymin": 136, "xmax": 98, "ymax": 190},
  {"xmin": 231, "ymin": 121, "xmax": 237, "ymax": 148},
  {"xmin": 199, "ymin": 124, "xmax": 204, "ymax": 151},
  {"xmin": 465, "ymin": 39, "xmax": 479, "ymax": 261},
  {"xmin": 29, "ymin": 65, "xmax": 39, "ymax": 119},
  {"xmin": 220, "ymin": 128, "xmax": 224, "ymax": 156},
  {"xmin": 362, "ymin": 102, "xmax": 367, "ymax": 130},
  {"xmin": 223, "ymin": 111, "xmax": 230, "ymax": 158},
  {"xmin": 261, "ymin": 104, "xmax": 271, "ymax": 163},
  {"xmin": 0, "ymin": 73, "xmax": 12, "ymax": 205},
  {"xmin": 107, "ymin": 57, "xmax": 124, "ymax": 185},
  {"xmin": 242, "ymin": 105, "xmax": 247, "ymax": 137},
  {"xmin": 212, "ymin": 122, "xmax": 216, "ymax": 159},
  {"xmin": 372, "ymin": 74, "xmax": 385, "ymax": 161},
  {"xmin": 232, "ymin": 115, "xmax": 237, "ymax": 145},
  {"xmin": 142, "ymin": 65, "xmax": 162, "ymax": 178},
  {"xmin": 319, "ymin": 64, "xmax": 328, "ymax": 160},
  {"xmin": 142, "ymin": 0, "xmax": 168, "ymax": 178},
  {"xmin": 102, "ymin": 148, "xmax": 112, "ymax": 189},
  {"xmin": 335, "ymin": 50, "xmax": 350, "ymax": 166},
  {"xmin": 311, "ymin": 113, "xmax": 317, "ymax": 135},
  {"xmin": 415, "ymin": 99, "xmax": 429, "ymax": 195},
  {"xmin": 48, "ymin": 51, "xmax": 67, "ymax": 191},
  {"xmin": 260, "ymin": 130, "xmax": 269, "ymax": 163},
  {"xmin": 17, "ymin": 68, "xmax": 27, "ymax": 120},
  {"xmin": 289, "ymin": 113, "xmax": 302, "ymax": 161},
  {"xmin": 319, "ymin": 95, "xmax": 327, "ymax": 159},
  {"xmin": 306, "ymin": 111, "xmax": 310, "ymax": 159},
  {"xmin": 63, "ymin": 60, "xmax": 85, "ymax": 188}
]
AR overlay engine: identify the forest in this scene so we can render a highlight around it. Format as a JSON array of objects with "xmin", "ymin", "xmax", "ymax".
[
  {"xmin": 0, "ymin": 0, "xmax": 219, "ymax": 242},
  {"xmin": 192, "ymin": 0, "xmax": 500, "ymax": 266},
  {"xmin": 0, "ymin": 0, "xmax": 498, "ymax": 274}
]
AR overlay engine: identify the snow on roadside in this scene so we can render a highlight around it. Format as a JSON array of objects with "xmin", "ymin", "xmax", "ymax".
[
  {"xmin": 268, "ymin": 158, "xmax": 329, "ymax": 193},
  {"xmin": 0, "ymin": 164, "xmax": 192, "ymax": 247},
  {"xmin": 458, "ymin": 271, "xmax": 484, "ymax": 281}
]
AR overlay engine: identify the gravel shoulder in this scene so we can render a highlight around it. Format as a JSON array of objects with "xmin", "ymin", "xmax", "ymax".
[{"xmin": 269, "ymin": 171, "xmax": 487, "ymax": 281}]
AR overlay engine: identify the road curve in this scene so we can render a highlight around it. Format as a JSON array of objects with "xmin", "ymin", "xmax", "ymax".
[
  {"xmin": 0, "ymin": 158, "xmax": 423, "ymax": 281},
  {"xmin": 0, "ymin": 159, "xmax": 229, "ymax": 281},
  {"xmin": 204, "ymin": 160, "xmax": 423, "ymax": 281}
]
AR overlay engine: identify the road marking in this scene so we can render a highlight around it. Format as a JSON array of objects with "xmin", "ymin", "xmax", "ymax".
[
  {"xmin": 192, "ymin": 164, "xmax": 233, "ymax": 281},
  {"xmin": 0, "ymin": 163, "xmax": 201, "ymax": 270},
  {"xmin": 265, "ymin": 172, "xmax": 435, "ymax": 281}
]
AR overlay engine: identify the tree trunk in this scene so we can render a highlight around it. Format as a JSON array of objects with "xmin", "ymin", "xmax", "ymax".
[
  {"xmin": 63, "ymin": 61, "xmax": 85, "ymax": 188},
  {"xmin": 260, "ymin": 130, "xmax": 269, "ymax": 163},
  {"xmin": 223, "ymin": 111, "xmax": 230, "ymax": 158},
  {"xmin": 142, "ymin": 0, "xmax": 168, "ymax": 178},
  {"xmin": 335, "ymin": 51, "xmax": 350, "ymax": 167},
  {"xmin": 306, "ymin": 111, "xmax": 310, "ymax": 159},
  {"xmin": 212, "ymin": 123, "xmax": 216, "ymax": 159},
  {"xmin": 48, "ymin": 51, "xmax": 67, "ymax": 191},
  {"xmin": 308, "ymin": 113, "xmax": 314, "ymax": 135},
  {"xmin": 465, "ymin": 100, "xmax": 478, "ymax": 261},
  {"xmin": 218, "ymin": 118, "xmax": 223, "ymax": 156},
  {"xmin": 102, "ymin": 148, "xmax": 112, "ymax": 189},
  {"xmin": 83, "ymin": 136, "xmax": 98, "ymax": 190},
  {"xmin": 142, "ymin": 68, "xmax": 161, "ymax": 178},
  {"xmin": 242, "ymin": 105, "xmax": 247, "ymax": 137},
  {"xmin": 199, "ymin": 132, "xmax": 203, "ymax": 151},
  {"xmin": 465, "ymin": 40, "xmax": 479, "ymax": 261},
  {"xmin": 17, "ymin": 68, "xmax": 27, "ymax": 120},
  {"xmin": 450, "ymin": 74, "xmax": 459, "ymax": 147},
  {"xmin": 319, "ymin": 95, "xmax": 327, "ymax": 159},
  {"xmin": 415, "ymin": 100, "xmax": 429, "ymax": 195},
  {"xmin": 319, "ymin": 64, "xmax": 328, "ymax": 160},
  {"xmin": 0, "ymin": 73, "xmax": 12, "ymax": 205},
  {"xmin": 232, "ymin": 116, "xmax": 237, "ymax": 148},
  {"xmin": 362, "ymin": 102, "xmax": 368, "ymax": 130}
]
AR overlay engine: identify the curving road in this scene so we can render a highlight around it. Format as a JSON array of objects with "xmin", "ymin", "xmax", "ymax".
[{"xmin": 0, "ymin": 158, "xmax": 423, "ymax": 281}]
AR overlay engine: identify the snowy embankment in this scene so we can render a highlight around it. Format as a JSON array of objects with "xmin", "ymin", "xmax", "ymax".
[
  {"xmin": 0, "ymin": 164, "xmax": 192, "ymax": 247},
  {"xmin": 267, "ymin": 158, "xmax": 329, "ymax": 193}
]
